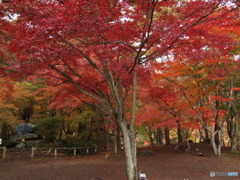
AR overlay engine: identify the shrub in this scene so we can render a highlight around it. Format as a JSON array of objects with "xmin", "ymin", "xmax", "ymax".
[
  {"xmin": 36, "ymin": 116, "xmax": 61, "ymax": 142},
  {"xmin": 1, "ymin": 140, "xmax": 17, "ymax": 148},
  {"xmin": 64, "ymin": 135, "xmax": 94, "ymax": 147}
]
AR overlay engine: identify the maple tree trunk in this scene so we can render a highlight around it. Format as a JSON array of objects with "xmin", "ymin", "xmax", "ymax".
[
  {"xmin": 59, "ymin": 130, "xmax": 63, "ymax": 140},
  {"xmin": 120, "ymin": 122, "xmax": 138, "ymax": 180},
  {"xmin": 204, "ymin": 128, "xmax": 210, "ymax": 143},
  {"xmin": 177, "ymin": 121, "xmax": 183, "ymax": 143},
  {"xmin": 106, "ymin": 132, "xmax": 109, "ymax": 151},
  {"xmin": 219, "ymin": 128, "xmax": 224, "ymax": 155},
  {"xmin": 230, "ymin": 116, "xmax": 238, "ymax": 153},
  {"xmin": 211, "ymin": 130, "xmax": 222, "ymax": 157},
  {"xmin": 214, "ymin": 124, "xmax": 220, "ymax": 146},
  {"xmin": 177, "ymin": 129, "xmax": 183, "ymax": 143},
  {"xmin": 198, "ymin": 128, "xmax": 204, "ymax": 143},
  {"xmin": 116, "ymin": 71, "xmax": 138, "ymax": 180},
  {"xmin": 147, "ymin": 127, "xmax": 155, "ymax": 147},
  {"xmin": 164, "ymin": 128, "xmax": 171, "ymax": 145},
  {"xmin": 230, "ymin": 117, "xmax": 239, "ymax": 153},
  {"xmin": 156, "ymin": 128, "xmax": 163, "ymax": 145},
  {"xmin": 50, "ymin": 109, "xmax": 57, "ymax": 117},
  {"xmin": 22, "ymin": 106, "xmax": 33, "ymax": 123},
  {"xmin": 114, "ymin": 134, "xmax": 118, "ymax": 154},
  {"xmin": 228, "ymin": 74, "xmax": 239, "ymax": 153},
  {"xmin": 231, "ymin": 136, "xmax": 238, "ymax": 153},
  {"xmin": 114, "ymin": 128, "xmax": 121, "ymax": 154},
  {"xmin": 227, "ymin": 114, "xmax": 239, "ymax": 153}
]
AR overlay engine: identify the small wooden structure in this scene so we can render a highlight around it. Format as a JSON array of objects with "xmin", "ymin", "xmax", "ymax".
[{"xmin": 31, "ymin": 146, "xmax": 97, "ymax": 159}]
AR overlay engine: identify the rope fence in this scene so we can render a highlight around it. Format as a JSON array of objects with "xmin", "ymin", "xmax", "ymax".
[
  {"xmin": 0, "ymin": 146, "xmax": 97, "ymax": 160},
  {"xmin": 31, "ymin": 146, "xmax": 98, "ymax": 159}
]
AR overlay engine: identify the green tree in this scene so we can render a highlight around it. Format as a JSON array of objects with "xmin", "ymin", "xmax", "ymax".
[{"xmin": 37, "ymin": 116, "xmax": 61, "ymax": 142}]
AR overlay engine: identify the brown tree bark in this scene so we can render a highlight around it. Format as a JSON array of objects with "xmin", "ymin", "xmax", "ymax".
[{"xmin": 165, "ymin": 128, "xmax": 171, "ymax": 145}]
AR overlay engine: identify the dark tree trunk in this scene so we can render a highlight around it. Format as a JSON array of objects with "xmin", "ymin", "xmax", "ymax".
[
  {"xmin": 214, "ymin": 124, "xmax": 220, "ymax": 146},
  {"xmin": 59, "ymin": 130, "xmax": 62, "ymax": 140},
  {"xmin": 1, "ymin": 122, "xmax": 10, "ymax": 140},
  {"xmin": 156, "ymin": 128, "xmax": 163, "ymax": 145},
  {"xmin": 177, "ymin": 120, "xmax": 183, "ymax": 143},
  {"xmin": 148, "ymin": 127, "xmax": 155, "ymax": 147},
  {"xmin": 165, "ymin": 128, "xmax": 170, "ymax": 145},
  {"xmin": 227, "ymin": 115, "xmax": 239, "ymax": 153},
  {"xmin": 202, "ymin": 127, "xmax": 210, "ymax": 144},
  {"xmin": 22, "ymin": 106, "xmax": 33, "ymax": 123},
  {"xmin": 117, "ymin": 128, "xmax": 121, "ymax": 151},
  {"xmin": 205, "ymin": 127, "xmax": 209, "ymax": 140},
  {"xmin": 50, "ymin": 109, "xmax": 56, "ymax": 117}
]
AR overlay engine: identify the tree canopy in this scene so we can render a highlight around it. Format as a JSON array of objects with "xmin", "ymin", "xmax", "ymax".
[{"xmin": 0, "ymin": 0, "xmax": 239, "ymax": 179}]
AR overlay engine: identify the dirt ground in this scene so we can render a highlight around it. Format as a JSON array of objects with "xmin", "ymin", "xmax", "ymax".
[{"xmin": 0, "ymin": 144, "xmax": 239, "ymax": 180}]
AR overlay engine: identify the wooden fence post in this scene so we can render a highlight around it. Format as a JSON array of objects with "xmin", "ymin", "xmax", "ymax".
[
  {"xmin": 74, "ymin": 149, "xmax": 76, "ymax": 156},
  {"xmin": 31, "ymin": 147, "xmax": 35, "ymax": 159},
  {"xmin": 55, "ymin": 149, "xmax": 57, "ymax": 159},
  {"xmin": 3, "ymin": 147, "xmax": 6, "ymax": 160}
]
